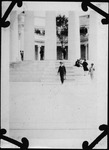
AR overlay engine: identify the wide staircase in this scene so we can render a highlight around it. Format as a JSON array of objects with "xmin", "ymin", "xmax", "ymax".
[{"xmin": 10, "ymin": 60, "xmax": 84, "ymax": 83}]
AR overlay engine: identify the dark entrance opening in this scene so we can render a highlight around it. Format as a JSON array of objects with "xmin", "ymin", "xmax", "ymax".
[
  {"xmin": 40, "ymin": 46, "xmax": 45, "ymax": 60},
  {"xmin": 81, "ymin": 45, "xmax": 86, "ymax": 60},
  {"xmin": 35, "ymin": 45, "xmax": 38, "ymax": 60},
  {"xmin": 57, "ymin": 46, "xmax": 68, "ymax": 60}
]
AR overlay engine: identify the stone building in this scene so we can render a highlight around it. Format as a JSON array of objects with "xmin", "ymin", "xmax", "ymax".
[
  {"xmin": 7, "ymin": 2, "xmax": 107, "ymax": 65},
  {"xmin": 11, "ymin": 10, "xmax": 90, "ymax": 63}
]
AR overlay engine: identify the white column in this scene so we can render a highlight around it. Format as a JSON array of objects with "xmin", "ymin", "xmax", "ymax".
[
  {"xmin": 38, "ymin": 45, "xmax": 41, "ymax": 60},
  {"xmin": 18, "ymin": 34, "xmax": 21, "ymax": 61},
  {"xmin": 45, "ymin": 11, "xmax": 56, "ymax": 60},
  {"xmin": 20, "ymin": 26, "xmax": 24, "ymax": 52},
  {"xmin": 68, "ymin": 11, "xmax": 80, "ymax": 63},
  {"xmin": 1, "ymin": 2, "xmax": 10, "ymax": 139},
  {"xmin": 10, "ymin": 11, "xmax": 19, "ymax": 62},
  {"xmin": 1, "ymin": 28, "xmax": 10, "ymax": 137},
  {"xmin": 89, "ymin": 4, "xmax": 108, "ymax": 129},
  {"xmin": 97, "ymin": 12, "xmax": 108, "ymax": 127},
  {"xmin": 24, "ymin": 11, "xmax": 35, "ymax": 60},
  {"xmin": 18, "ymin": 13, "xmax": 25, "ymax": 61},
  {"xmin": 89, "ymin": 11, "xmax": 98, "ymax": 64}
]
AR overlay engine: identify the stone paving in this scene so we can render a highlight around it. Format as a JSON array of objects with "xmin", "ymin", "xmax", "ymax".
[
  {"xmin": 8, "ymin": 73, "xmax": 107, "ymax": 148},
  {"xmin": 8, "ymin": 61, "xmax": 107, "ymax": 148}
]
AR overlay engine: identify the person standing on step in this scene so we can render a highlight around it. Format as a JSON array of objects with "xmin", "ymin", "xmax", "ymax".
[
  {"xmin": 82, "ymin": 59, "xmax": 89, "ymax": 76},
  {"xmin": 57, "ymin": 62, "xmax": 66, "ymax": 84},
  {"xmin": 20, "ymin": 50, "xmax": 24, "ymax": 61},
  {"xmin": 63, "ymin": 47, "xmax": 66, "ymax": 60},
  {"xmin": 88, "ymin": 63, "xmax": 95, "ymax": 80},
  {"xmin": 40, "ymin": 47, "xmax": 44, "ymax": 60}
]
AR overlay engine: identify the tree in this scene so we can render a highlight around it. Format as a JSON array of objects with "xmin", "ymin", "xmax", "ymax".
[
  {"xmin": 56, "ymin": 15, "xmax": 68, "ymax": 48},
  {"xmin": 80, "ymin": 27, "xmax": 88, "ymax": 35}
]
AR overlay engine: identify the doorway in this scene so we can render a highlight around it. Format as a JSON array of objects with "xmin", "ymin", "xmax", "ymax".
[
  {"xmin": 35, "ymin": 45, "xmax": 38, "ymax": 60},
  {"xmin": 57, "ymin": 46, "xmax": 68, "ymax": 60}
]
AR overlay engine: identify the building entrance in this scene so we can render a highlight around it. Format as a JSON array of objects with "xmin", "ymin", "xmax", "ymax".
[
  {"xmin": 57, "ymin": 46, "xmax": 68, "ymax": 60},
  {"xmin": 40, "ymin": 46, "xmax": 44, "ymax": 60},
  {"xmin": 35, "ymin": 45, "xmax": 38, "ymax": 60},
  {"xmin": 80, "ymin": 44, "xmax": 89, "ymax": 60},
  {"xmin": 35, "ymin": 45, "xmax": 45, "ymax": 60}
]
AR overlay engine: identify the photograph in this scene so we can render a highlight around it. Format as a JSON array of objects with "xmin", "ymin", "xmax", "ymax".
[{"xmin": 1, "ymin": 1, "xmax": 108, "ymax": 149}]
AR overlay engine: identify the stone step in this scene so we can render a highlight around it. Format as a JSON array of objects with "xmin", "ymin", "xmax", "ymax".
[{"xmin": 10, "ymin": 61, "xmax": 84, "ymax": 82}]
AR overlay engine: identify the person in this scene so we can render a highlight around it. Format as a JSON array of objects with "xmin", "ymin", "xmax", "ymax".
[
  {"xmin": 57, "ymin": 62, "xmax": 66, "ymax": 84},
  {"xmin": 79, "ymin": 58, "xmax": 83, "ymax": 67},
  {"xmin": 63, "ymin": 47, "xmax": 66, "ymax": 60},
  {"xmin": 20, "ymin": 50, "xmax": 24, "ymax": 61},
  {"xmin": 82, "ymin": 59, "xmax": 88, "ymax": 75},
  {"xmin": 40, "ymin": 47, "xmax": 44, "ymax": 60},
  {"xmin": 88, "ymin": 63, "xmax": 95, "ymax": 80},
  {"xmin": 75, "ymin": 59, "xmax": 80, "ymax": 67}
]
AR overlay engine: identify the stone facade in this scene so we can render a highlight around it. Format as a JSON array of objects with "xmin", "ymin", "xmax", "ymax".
[{"xmin": 11, "ymin": 11, "xmax": 90, "ymax": 63}]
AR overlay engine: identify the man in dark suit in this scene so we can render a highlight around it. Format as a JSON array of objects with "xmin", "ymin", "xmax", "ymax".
[
  {"xmin": 82, "ymin": 59, "xmax": 88, "ymax": 75},
  {"xmin": 40, "ymin": 47, "xmax": 44, "ymax": 60},
  {"xmin": 58, "ymin": 62, "xmax": 66, "ymax": 84},
  {"xmin": 20, "ymin": 50, "xmax": 24, "ymax": 61},
  {"xmin": 62, "ymin": 47, "xmax": 66, "ymax": 60}
]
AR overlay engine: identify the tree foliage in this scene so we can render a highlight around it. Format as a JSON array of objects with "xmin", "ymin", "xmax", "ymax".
[
  {"xmin": 56, "ymin": 15, "xmax": 68, "ymax": 46},
  {"xmin": 80, "ymin": 27, "xmax": 88, "ymax": 35}
]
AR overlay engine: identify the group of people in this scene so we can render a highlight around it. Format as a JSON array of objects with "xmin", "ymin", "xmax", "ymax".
[
  {"xmin": 75, "ymin": 59, "xmax": 83, "ymax": 67},
  {"xmin": 57, "ymin": 59, "xmax": 95, "ymax": 84},
  {"xmin": 80, "ymin": 59, "xmax": 95, "ymax": 79}
]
